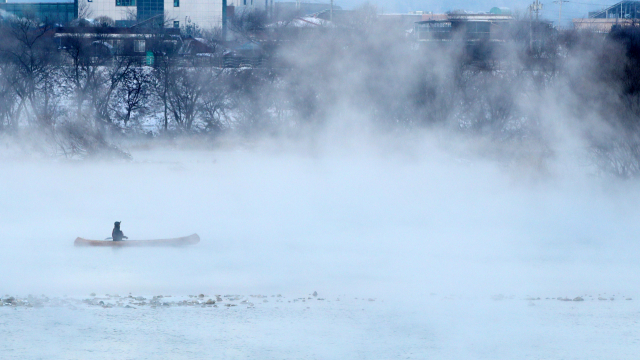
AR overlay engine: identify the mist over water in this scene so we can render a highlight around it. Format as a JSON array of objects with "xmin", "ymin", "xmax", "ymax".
[
  {"xmin": 2, "ymin": 131, "xmax": 639, "ymax": 302},
  {"xmin": 4, "ymin": 7, "xmax": 640, "ymax": 358},
  {"xmin": 3, "ymin": 130, "xmax": 640, "ymax": 359}
]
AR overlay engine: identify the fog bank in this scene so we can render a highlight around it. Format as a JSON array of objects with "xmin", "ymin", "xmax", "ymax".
[{"xmin": 1, "ymin": 133, "xmax": 639, "ymax": 304}]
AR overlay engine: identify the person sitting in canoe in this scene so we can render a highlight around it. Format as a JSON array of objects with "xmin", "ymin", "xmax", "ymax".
[{"xmin": 112, "ymin": 221, "xmax": 128, "ymax": 241}]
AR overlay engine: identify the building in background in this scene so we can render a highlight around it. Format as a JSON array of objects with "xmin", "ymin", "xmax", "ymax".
[
  {"xmin": 0, "ymin": 0, "xmax": 77, "ymax": 23},
  {"xmin": 574, "ymin": 1, "xmax": 640, "ymax": 33},
  {"xmin": 573, "ymin": 18, "xmax": 637, "ymax": 32},
  {"xmin": 489, "ymin": 7, "xmax": 511, "ymax": 15},
  {"xmin": 588, "ymin": 0, "xmax": 640, "ymax": 19},
  {"xmin": 375, "ymin": 11, "xmax": 448, "ymax": 34},
  {"xmin": 0, "ymin": 0, "xmax": 336, "ymax": 29},
  {"xmin": 82, "ymin": 0, "xmax": 223, "ymax": 28},
  {"xmin": 227, "ymin": 0, "xmax": 269, "ymax": 11},
  {"xmin": 272, "ymin": 1, "xmax": 338, "ymax": 21},
  {"xmin": 414, "ymin": 12, "xmax": 513, "ymax": 42},
  {"xmin": 54, "ymin": 25, "xmax": 181, "ymax": 56},
  {"xmin": 81, "ymin": 0, "xmax": 134, "ymax": 25},
  {"xmin": 378, "ymin": 11, "xmax": 424, "ymax": 29}
]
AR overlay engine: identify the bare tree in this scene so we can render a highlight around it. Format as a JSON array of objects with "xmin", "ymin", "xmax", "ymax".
[
  {"xmin": 150, "ymin": 50, "xmax": 177, "ymax": 131},
  {"xmin": 0, "ymin": 18, "xmax": 60, "ymax": 131},
  {"xmin": 77, "ymin": 1, "xmax": 93, "ymax": 20},
  {"xmin": 166, "ymin": 66, "xmax": 207, "ymax": 131},
  {"xmin": 229, "ymin": 8, "xmax": 267, "ymax": 38},
  {"xmin": 60, "ymin": 31, "xmax": 129, "ymax": 127},
  {"xmin": 198, "ymin": 68, "xmax": 230, "ymax": 133},
  {"xmin": 94, "ymin": 16, "xmax": 115, "ymax": 27},
  {"xmin": 90, "ymin": 55, "xmax": 135, "ymax": 127},
  {"xmin": 0, "ymin": 63, "xmax": 19, "ymax": 131},
  {"xmin": 116, "ymin": 66, "xmax": 152, "ymax": 126},
  {"xmin": 228, "ymin": 69, "xmax": 273, "ymax": 133}
]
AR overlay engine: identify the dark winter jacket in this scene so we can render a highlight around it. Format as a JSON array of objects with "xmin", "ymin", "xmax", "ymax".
[{"xmin": 112, "ymin": 223, "xmax": 127, "ymax": 241}]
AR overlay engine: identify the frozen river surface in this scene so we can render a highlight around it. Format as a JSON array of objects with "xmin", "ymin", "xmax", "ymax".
[{"xmin": 1, "ymin": 294, "xmax": 639, "ymax": 360}]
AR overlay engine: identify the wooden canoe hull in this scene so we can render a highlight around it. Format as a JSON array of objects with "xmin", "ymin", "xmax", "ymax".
[{"xmin": 74, "ymin": 233, "xmax": 200, "ymax": 247}]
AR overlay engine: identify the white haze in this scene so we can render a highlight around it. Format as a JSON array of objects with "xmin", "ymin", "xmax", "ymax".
[
  {"xmin": 3, "ymin": 130, "xmax": 640, "ymax": 359},
  {"xmin": 2, "ymin": 130, "xmax": 640, "ymax": 301},
  {"xmin": 3, "ymin": 4, "xmax": 640, "ymax": 356}
]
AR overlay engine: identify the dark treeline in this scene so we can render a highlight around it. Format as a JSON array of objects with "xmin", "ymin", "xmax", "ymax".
[{"xmin": 2, "ymin": 9, "xmax": 640, "ymax": 177}]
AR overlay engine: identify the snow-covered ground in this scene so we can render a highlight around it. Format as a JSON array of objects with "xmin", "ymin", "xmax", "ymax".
[{"xmin": 1, "ymin": 138, "xmax": 640, "ymax": 359}]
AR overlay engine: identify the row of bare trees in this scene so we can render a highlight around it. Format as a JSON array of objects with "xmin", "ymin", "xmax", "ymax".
[
  {"xmin": 571, "ymin": 26, "xmax": 640, "ymax": 178},
  {"xmin": 0, "ymin": 17, "xmax": 246, "ymax": 157},
  {"xmin": 252, "ymin": 18, "xmax": 640, "ymax": 177},
  {"xmin": 4, "ymin": 11, "xmax": 640, "ymax": 177}
]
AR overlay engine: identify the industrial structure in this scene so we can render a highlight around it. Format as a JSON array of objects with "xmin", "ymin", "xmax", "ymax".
[
  {"xmin": 413, "ymin": 9, "xmax": 557, "ymax": 65},
  {"xmin": 588, "ymin": 0, "xmax": 640, "ymax": 19},
  {"xmin": 574, "ymin": 1, "xmax": 640, "ymax": 32},
  {"xmin": 273, "ymin": 1, "xmax": 338, "ymax": 21},
  {"xmin": 414, "ymin": 12, "xmax": 513, "ymax": 42}
]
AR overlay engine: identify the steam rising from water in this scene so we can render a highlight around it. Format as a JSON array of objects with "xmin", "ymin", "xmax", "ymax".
[
  {"xmin": 2, "ymin": 133, "xmax": 639, "ymax": 302},
  {"xmin": 2, "ymin": 4, "xmax": 640, "ymax": 358}
]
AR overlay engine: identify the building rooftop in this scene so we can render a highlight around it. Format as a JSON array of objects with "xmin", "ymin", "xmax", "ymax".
[
  {"xmin": 589, "ymin": 1, "xmax": 640, "ymax": 19},
  {"xmin": 415, "ymin": 13, "xmax": 513, "ymax": 24}
]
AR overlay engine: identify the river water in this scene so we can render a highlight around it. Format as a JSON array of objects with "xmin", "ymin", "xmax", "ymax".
[{"xmin": 2, "ymin": 143, "xmax": 640, "ymax": 358}]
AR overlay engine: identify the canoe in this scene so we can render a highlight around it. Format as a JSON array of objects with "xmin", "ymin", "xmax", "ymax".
[{"xmin": 74, "ymin": 233, "xmax": 200, "ymax": 247}]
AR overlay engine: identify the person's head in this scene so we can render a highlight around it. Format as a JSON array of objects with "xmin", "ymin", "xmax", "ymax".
[{"xmin": 114, "ymin": 221, "xmax": 121, "ymax": 228}]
